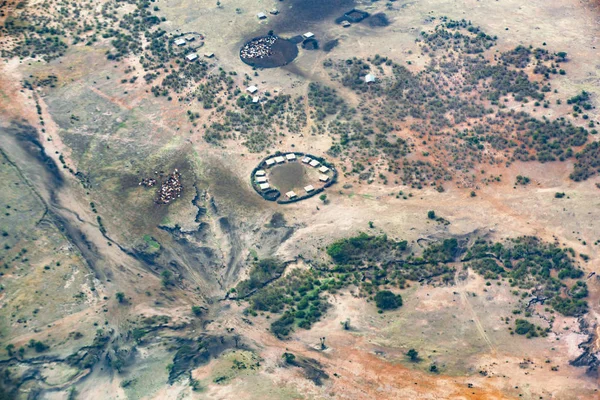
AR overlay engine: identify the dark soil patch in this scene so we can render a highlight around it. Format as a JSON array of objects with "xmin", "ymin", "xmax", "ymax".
[
  {"xmin": 274, "ymin": 0, "xmax": 355, "ymax": 31},
  {"xmin": 267, "ymin": 212, "xmax": 287, "ymax": 228},
  {"xmin": 323, "ymin": 39, "xmax": 339, "ymax": 52},
  {"xmin": 289, "ymin": 35, "xmax": 305, "ymax": 45},
  {"xmin": 367, "ymin": 13, "xmax": 390, "ymax": 27},
  {"xmin": 269, "ymin": 162, "xmax": 309, "ymax": 193}
]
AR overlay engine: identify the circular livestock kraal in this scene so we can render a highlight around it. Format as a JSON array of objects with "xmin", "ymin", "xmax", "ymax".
[
  {"xmin": 240, "ymin": 35, "xmax": 299, "ymax": 68},
  {"xmin": 251, "ymin": 152, "xmax": 338, "ymax": 204}
]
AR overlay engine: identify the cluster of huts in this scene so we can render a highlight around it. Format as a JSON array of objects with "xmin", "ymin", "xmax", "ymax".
[
  {"xmin": 256, "ymin": 9, "xmax": 279, "ymax": 20},
  {"xmin": 254, "ymin": 153, "xmax": 332, "ymax": 199},
  {"xmin": 173, "ymin": 34, "xmax": 214, "ymax": 62},
  {"xmin": 251, "ymin": 152, "xmax": 337, "ymax": 204},
  {"xmin": 300, "ymin": 155, "xmax": 331, "ymax": 183}
]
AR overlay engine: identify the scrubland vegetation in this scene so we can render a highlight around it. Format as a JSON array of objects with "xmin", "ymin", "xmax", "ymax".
[{"xmin": 238, "ymin": 233, "xmax": 587, "ymax": 339}]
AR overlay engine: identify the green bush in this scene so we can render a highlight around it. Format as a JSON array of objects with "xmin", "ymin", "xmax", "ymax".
[
  {"xmin": 515, "ymin": 319, "xmax": 538, "ymax": 337},
  {"xmin": 374, "ymin": 290, "xmax": 402, "ymax": 310}
]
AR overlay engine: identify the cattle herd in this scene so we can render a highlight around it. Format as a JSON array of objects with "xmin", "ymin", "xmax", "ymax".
[{"xmin": 240, "ymin": 35, "xmax": 278, "ymax": 59}]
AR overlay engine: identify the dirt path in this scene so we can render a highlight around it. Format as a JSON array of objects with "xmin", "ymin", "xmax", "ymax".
[{"xmin": 455, "ymin": 269, "xmax": 496, "ymax": 354}]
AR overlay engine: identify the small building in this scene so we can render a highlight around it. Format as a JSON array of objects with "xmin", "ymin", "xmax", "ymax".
[
  {"xmin": 204, "ymin": 52, "xmax": 214, "ymax": 58},
  {"xmin": 304, "ymin": 185, "xmax": 314, "ymax": 193},
  {"xmin": 342, "ymin": 21, "xmax": 351, "ymax": 27},
  {"xmin": 274, "ymin": 156, "xmax": 285, "ymax": 164},
  {"xmin": 252, "ymin": 96, "xmax": 260, "ymax": 103},
  {"xmin": 265, "ymin": 158, "xmax": 276, "ymax": 166},
  {"xmin": 309, "ymin": 159, "xmax": 320, "ymax": 167},
  {"xmin": 185, "ymin": 53, "xmax": 198, "ymax": 62},
  {"xmin": 302, "ymin": 157, "xmax": 312, "ymax": 164},
  {"xmin": 256, "ymin": 176, "xmax": 267, "ymax": 183},
  {"xmin": 257, "ymin": 12, "xmax": 267, "ymax": 19},
  {"xmin": 319, "ymin": 174, "xmax": 329, "ymax": 182},
  {"xmin": 303, "ymin": 32, "xmax": 314, "ymax": 39},
  {"xmin": 255, "ymin": 170, "xmax": 266, "ymax": 176},
  {"xmin": 175, "ymin": 38, "xmax": 186, "ymax": 46},
  {"xmin": 270, "ymin": 9, "xmax": 279, "ymax": 15},
  {"xmin": 259, "ymin": 182, "xmax": 270, "ymax": 190},
  {"xmin": 246, "ymin": 85, "xmax": 258, "ymax": 94},
  {"xmin": 365, "ymin": 73, "xmax": 376, "ymax": 83},
  {"xmin": 286, "ymin": 191, "xmax": 297, "ymax": 199},
  {"xmin": 185, "ymin": 36, "xmax": 196, "ymax": 42},
  {"xmin": 319, "ymin": 166, "xmax": 330, "ymax": 173},
  {"xmin": 285, "ymin": 153, "xmax": 296, "ymax": 161}
]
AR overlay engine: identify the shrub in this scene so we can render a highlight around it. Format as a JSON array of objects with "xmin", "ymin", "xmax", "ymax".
[{"xmin": 374, "ymin": 290, "xmax": 402, "ymax": 310}]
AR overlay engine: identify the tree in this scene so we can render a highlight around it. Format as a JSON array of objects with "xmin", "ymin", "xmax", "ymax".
[
  {"xmin": 283, "ymin": 352, "xmax": 296, "ymax": 364},
  {"xmin": 319, "ymin": 194, "xmax": 328, "ymax": 203},
  {"xmin": 116, "ymin": 292, "xmax": 125, "ymax": 303},
  {"xmin": 407, "ymin": 348, "xmax": 419, "ymax": 362},
  {"xmin": 111, "ymin": 358, "xmax": 124, "ymax": 373},
  {"xmin": 192, "ymin": 305, "xmax": 203, "ymax": 316},
  {"xmin": 5, "ymin": 344, "xmax": 14, "ymax": 357},
  {"xmin": 427, "ymin": 210, "xmax": 436, "ymax": 220},
  {"xmin": 341, "ymin": 318, "xmax": 351, "ymax": 330},
  {"xmin": 374, "ymin": 290, "xmax": 402, "ymax": 310},
  {"xmin": 32, "ymin": 341, "xmax": 48, "ymax": 353},
  {"xmin": 161, "ymin": 270, "xmax": 172, "ymax": 287},
  {"xmin": 557, "ymin": 51, "xmax": 567, "ymax": 61}
]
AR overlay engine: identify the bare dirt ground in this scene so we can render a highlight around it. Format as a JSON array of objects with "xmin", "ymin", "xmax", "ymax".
[{"xmin": 1, "ymin": 0, "xmax": 600, "ymax": 398}]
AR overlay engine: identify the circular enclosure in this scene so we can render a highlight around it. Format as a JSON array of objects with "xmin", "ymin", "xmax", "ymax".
[
  {"xmin": 240, "ymin": 35, "xmax": 299, "ymax": 68},
  {"xmin": 251, "ymin": 152, "xmax": 337, "ymax": 204}
]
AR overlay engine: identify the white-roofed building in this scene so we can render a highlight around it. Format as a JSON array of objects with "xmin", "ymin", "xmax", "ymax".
[
  {"xmin": 259, "ymin": 183, "xmax": 270, "ymax": 190},
  {"xmin": 252, "ymin": 96, "xmax": 260, "ymax": 103},
  {"xmin": 286, "ymin": 191, "xmax": 297, "ymax": 199},
  {"xmin": 303, "ymin": 32, "xmax": 314, "ymax": 39},
  {"xmin": 255, "ymin": 176, "xmax": 267, "ymax": 183},
  {"xmin": 257, "ymin": 12, "xmax": 267, "ymax": 19},
  {"xmin": 204, "ymin": 52, "xmax": 214, "ymax": 58},
  {"xmin": 285, "ymin": 153, "xmax": 296, "ymax": 160},
  {"xmin": 302, "ymin": 157, "xmax": 312, "ymax": 164},
  {"xmin": 304, "ymin": 185, "xmax": 314, "ymax": 193},
  {"xmin": 246, "ymin": 85, "xmax": 258, "ymax": 94},
  {"xmin": 319, "ymin": 166, "xmax": 330, "ymax": 173},
  {"xmin": 309, "ymin": 159, "xmax": 320, "ymax": 167},
  {"xmin": 185, "ymin": 53, "xmax": 198, "ymax": 61},
  {"xmin": 255, "ymin": 170, "xmax": 266, "ymax": 176},
  {"xmin": 319, "ymin": 174, "xmax": 329, "ymax": 182},
  {"xmin": 185, "ymin": 36, "xmax": 196, "ymax": 41},
  {"xmin": 174, "ymin": 38, "xmax": 186, "ymax": 46},
  {"xmin": 274, "ymin": 156, "xmax": 285, "ymax": 163},
  {"xmin": 365, "ymin": 73, "xmax": 376, "ymax": 83},
  {"xmin": 265, "ymin": 158, "xmax": 275, "ymax": 166}
]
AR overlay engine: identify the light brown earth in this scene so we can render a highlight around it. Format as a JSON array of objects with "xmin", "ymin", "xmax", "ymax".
[{"xmin": 1, "ymin": 0, "xmax": 599, "ymax": 399}]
